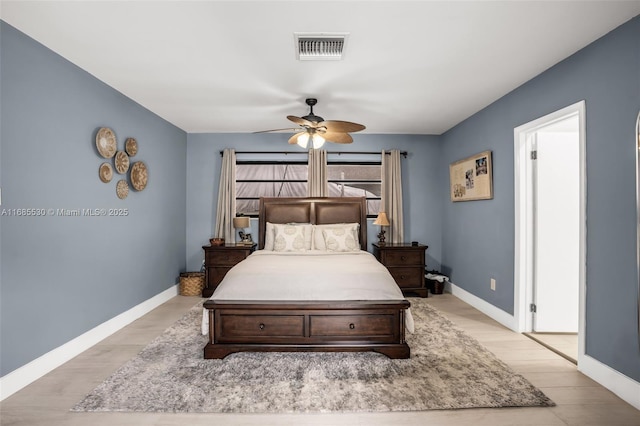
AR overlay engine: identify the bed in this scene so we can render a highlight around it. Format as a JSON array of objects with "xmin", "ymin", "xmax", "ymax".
[{"xmin": 203, "ymin": 197, "xmax": 411, "ymax": 359}]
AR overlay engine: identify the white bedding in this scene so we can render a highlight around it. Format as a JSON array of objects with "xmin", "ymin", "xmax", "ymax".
[{"xmin": 201, "ymin": 250, "xmax": 414, "ymax": 334}]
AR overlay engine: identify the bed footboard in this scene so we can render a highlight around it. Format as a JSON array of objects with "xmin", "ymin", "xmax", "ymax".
[{"xmin": 203, "ymin": 300, "xmax": 410, "ymax": 359}]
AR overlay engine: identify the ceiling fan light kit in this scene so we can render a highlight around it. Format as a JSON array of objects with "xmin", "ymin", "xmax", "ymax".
[
  {"xmin": 295, "ymin": 130, "xmax": 326, "ymax": 149},
  {"xmin": 259, "ymin": 98, "xmax": 365, "ymax": 149}
]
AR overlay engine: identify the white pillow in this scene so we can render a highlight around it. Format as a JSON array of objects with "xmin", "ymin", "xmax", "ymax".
[
  {"xmin": 322, "ymin": 228, "xmax": 360, "ymax": 252},
  {"xmin": 264, "ymin": 222, "xmax": 312, "ymax": 250},
  {"xmin": 264, "ymin": 222, "xmax": 274, "ymax": 250},
  {"xmin": 273, "ymin": 224, "xmax": 307, "ymax": 252},
  {"xmin": 312, "ymin": 223, "xmax": 360, "ymax": 250}
]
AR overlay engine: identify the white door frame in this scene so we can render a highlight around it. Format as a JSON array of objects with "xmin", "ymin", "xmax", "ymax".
[{"xmin": 513, "ymin": 100, "xmax": 587, "ymax": 363}]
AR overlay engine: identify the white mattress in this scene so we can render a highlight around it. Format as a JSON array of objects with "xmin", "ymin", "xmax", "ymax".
[{"xmin": 201, "ymin": 250, "xmax": 414, "ymax": 334}]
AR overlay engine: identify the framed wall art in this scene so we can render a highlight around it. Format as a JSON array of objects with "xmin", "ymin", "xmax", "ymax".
[{"xmin": 449, "ymin": 150, "xmax": 493, "ymax": 202}]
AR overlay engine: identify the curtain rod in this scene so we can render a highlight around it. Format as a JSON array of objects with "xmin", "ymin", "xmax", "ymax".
[{"xmin": 221, "ymin": 150, "xmax": 408, "ymax": 157}]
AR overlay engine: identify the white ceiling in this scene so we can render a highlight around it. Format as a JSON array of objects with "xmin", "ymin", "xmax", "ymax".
[{"xmin": 1, "ymin": 1, "xmax": 639, "ymax": 135}]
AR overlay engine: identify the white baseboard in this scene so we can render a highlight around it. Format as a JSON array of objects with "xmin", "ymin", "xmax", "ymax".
[
  {"xmin": 447, "ymin": 282, "xmax": 640, "ymax": 410},
  {"xmin": 579, "ymin": 354, "xmax": 640, "ymax": 410},
  {"xmin": 448, "ymin": 282, "xmax": 517, "ymax": 330},
  {"xmin": 0, "ymin": 284, "xmax": 179, "ymax": 401}
]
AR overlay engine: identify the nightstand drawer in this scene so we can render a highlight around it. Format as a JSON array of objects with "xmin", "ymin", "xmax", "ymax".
[
  {"xmin": 207, "ymin": 266, "xmax": 232, "ymax": 287},
  {"xmin": 206, "ymin": 250, "xmax": 248, "ymax": 266},
  {"xmin": 388, "ymin": 268, "xmax": 423, "ymax": 288},
  {"xmin": 383, "ymin": 250, "xmax": 422, "ymax": 266}
]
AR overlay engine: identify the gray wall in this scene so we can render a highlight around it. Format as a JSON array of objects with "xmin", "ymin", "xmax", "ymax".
[
  {"xmin": 186, "ymin": 133, "xmax": 442, "ymax": 271},
  {"xmin": 0, "ymin": 22, "xmax": 187, "ymax": 376},
  {"xmin": 440, "ymin": 16, "xmax": 640, "ymax": 381}
]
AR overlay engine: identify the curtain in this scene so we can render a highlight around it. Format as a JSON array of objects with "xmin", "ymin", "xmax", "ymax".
[
  {"xmin": 381, "ymin": 149, "xmax": 404, "ymax": 243},
  {"xmin": 214, "ymin": 149, "xmax": 236, "ymax": 242},
  {"xmin": 307, "ymin": 148, "xmax": 328, "ymax": 197}
]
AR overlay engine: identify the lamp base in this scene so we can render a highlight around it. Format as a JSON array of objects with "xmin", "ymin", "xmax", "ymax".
[{"xmin": 377, "ymin": 229, "xmax": 386, "ymax": 245}]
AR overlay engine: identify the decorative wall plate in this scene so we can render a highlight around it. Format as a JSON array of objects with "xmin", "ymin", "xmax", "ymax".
[
  {"xmin": 130, "ymin": 161, "xmax": 148, "ymax": 191},
  {"xmin": 116, "ymin": 179, "xmax": 129, "ymax": 199},
  {"xmin": 99, "ymin": 162, "xmax": 113, "ymax": 183},
  {"xmin": 115, "ymin": 151, "xmax": 130, "ymax": 174},
  {"xmin": 125, "ymin": 137, "xmax": 138, "ymax": 156},
  {"xmin": 96, "ymin": 127, "xmax": 117, "ymax": 158}
]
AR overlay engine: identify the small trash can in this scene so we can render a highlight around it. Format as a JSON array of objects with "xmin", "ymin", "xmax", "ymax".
[{"xmin": 425, "ymin": 270, "xmax": 449, "ymax": 295}]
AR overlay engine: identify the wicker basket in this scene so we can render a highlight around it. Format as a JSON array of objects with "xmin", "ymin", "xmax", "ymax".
[{"xmin": 179, "ymin": 272, "xmax": 204, "ymax": 296}]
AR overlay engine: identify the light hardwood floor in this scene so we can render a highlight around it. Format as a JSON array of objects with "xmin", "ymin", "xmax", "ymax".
[
  {"xmin": 1, "ymin": 293, "xmax": 639, "ymax": 426},
  {"xmin": 525, "ymin": 333, "xmax": 579, "ymax": 364}
]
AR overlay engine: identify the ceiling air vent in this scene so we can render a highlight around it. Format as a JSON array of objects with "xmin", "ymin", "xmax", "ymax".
[{"xmin": 294, "ymin": 32, "xmax": 349, "ymax": 61}]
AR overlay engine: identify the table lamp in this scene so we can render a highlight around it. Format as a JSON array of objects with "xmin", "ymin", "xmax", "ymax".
[
  {"xmin": 232, "ymin": 216, "xmax": 252, "ymax": 245},
  {"xmin": 373, "ymin": 212, "xmax": 390, "ymax": 245}
]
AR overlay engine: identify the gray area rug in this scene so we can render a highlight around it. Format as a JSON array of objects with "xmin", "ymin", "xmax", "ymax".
[{"xmin": 72, "ymin": 298, "xmax": 554, "ymax": 413}]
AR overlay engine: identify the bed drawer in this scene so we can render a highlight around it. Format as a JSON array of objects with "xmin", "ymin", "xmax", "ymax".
[
  {"xmin": 309, "ymin": 314, "xmax": 396, "ymax": 338},
  {"xmin": 217, "ymin": 314, "xmax": 305, "ymax": 339}
]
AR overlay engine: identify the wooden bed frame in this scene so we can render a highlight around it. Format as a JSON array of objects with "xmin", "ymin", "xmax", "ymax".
[{"xmin": 203, "ymin": 197, "xmax": 410, "ymax": 359}]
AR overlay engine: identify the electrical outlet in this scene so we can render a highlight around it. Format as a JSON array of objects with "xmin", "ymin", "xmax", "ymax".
[{"xmin": 490, "ymin": 278, "xmax": 496, "ymax": 291}]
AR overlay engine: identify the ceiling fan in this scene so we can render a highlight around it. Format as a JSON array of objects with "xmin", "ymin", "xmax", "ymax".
[{"xmin": 255, "ymin": 98, "xmax": 366, "ymax": 149}]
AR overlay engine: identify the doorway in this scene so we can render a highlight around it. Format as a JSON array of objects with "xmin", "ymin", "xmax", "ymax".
[{"xmin": 514, "ymin": 101, "xmax": 586, "ymax": 365}]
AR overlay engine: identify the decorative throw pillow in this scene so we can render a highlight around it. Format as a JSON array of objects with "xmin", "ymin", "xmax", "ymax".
[
  {"xmin": 264, "ymin": 222, "xmax": 312, "ymax": 250},
  {"xmin": 322, "ymin": 227, "xmax": 360, "ymax": 252},
  {"xmin": 290, "ymin": 223, "xmax": 313, "ymax": 250},
  {"xmin": 273, "ymin": 224, "xmax": 307, "ymax": 252},
  {"xmin": 313, "ymin": 223, "xmax": 359, "ymax": 250}
]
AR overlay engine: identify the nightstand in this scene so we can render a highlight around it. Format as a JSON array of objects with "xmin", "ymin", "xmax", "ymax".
[
  {"xmin": 372, "ymin": 243, "xmax": 428, "ymax": 298},
  {"xmin": 202, "ymin": 243, "xmax": 256, "ymax": 297}
]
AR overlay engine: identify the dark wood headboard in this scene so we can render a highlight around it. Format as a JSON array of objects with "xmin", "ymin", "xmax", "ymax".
[{"xmin": 258, "ymin": 197, "xmax": 367, "ymax": 250}]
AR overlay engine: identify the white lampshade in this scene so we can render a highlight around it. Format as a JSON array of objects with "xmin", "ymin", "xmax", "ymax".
[
  {"xmin": 312, "ymin": 134, "xmax": 325, "ymax": 149},
  {"xmin": 297, "ymin": 132, "xmax": 325, "ymax": 149},
  {"xmin": 296, "ymin": 133, "xmax": 309, "ymax": 148},
  {"xmin": 233, "ymin": 216, "xmax": 250, "ymax": 229},
  {"xmin": 373, "ymin": 212, "xmax": 390, "ymax": 226}
]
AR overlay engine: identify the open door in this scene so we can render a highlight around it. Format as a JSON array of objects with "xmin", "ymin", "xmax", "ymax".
[
  {"xmin": 532, "ymin": 117, "xmax": 580, "ymax": 332},
  {"xmin": 514, "ymin": 100, "xmax": 586, "ymax": 364}
]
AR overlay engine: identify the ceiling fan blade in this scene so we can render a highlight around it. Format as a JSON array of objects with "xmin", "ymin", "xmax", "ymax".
[
  {"xmin": 287, "ymin": 115, "xmax": 315, "ymax": 127},
  {"xmin": 253, "ymin": 127, "xmax": 300, "ymax": 134},
  {"xmin": 321, "ymin": 131, "xmax": 353, "ymax": 144},
  {"xmin": 288, "ymin": 132, "xmax": 307, "ymax": 145},
  {"xmin": 320, "ymin": 120, "xmax": 366, "ymax": 133}
]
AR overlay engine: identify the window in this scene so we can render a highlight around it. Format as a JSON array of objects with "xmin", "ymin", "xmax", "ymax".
[
  {"xmin": 236, "ymin": 161, "xmax": 308, "ymax": 216},
  {"xmin": 327, "ymin": 162, "xmax": 381, "ymax": 217},
  {"xmin": 235, "ymin": 154, "xmax": 382, "ymax": 217}
]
